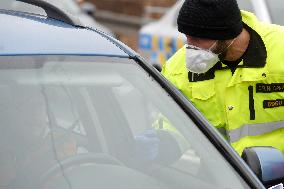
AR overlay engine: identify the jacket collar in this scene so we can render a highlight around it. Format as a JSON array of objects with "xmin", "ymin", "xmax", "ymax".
[{"xmin": 238, "ymin": 23, "xmax": 267, "ymax": 68}]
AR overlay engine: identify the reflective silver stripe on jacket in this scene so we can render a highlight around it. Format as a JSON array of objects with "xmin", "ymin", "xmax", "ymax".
[{"xmin": 229, "ymin": 120, "xmax": 284, "ymax": 143}]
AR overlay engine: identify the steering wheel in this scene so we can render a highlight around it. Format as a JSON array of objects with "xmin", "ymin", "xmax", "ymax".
[
  {"xmin": 38, "ymin": 153, "xmax": 124, "ymax": 189},
  {"xmin": 40, "ymin": 153, "xmax": 124, "ymax": 183}
]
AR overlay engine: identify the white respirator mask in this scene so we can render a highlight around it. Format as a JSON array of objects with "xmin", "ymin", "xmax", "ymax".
[{"xmin": 186, "ymin": 39, "xmax": 235, "ymax": 74}]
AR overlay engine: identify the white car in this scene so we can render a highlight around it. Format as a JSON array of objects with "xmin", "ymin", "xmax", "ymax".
[{"xmin": 138, "ymin": 0, "xmax": 284, "ymax": 68}]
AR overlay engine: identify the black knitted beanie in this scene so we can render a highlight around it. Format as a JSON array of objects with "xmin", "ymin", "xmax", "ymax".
[{"xmin": 177, "ymin": 0, "xmax": 243, "ymax": 40}]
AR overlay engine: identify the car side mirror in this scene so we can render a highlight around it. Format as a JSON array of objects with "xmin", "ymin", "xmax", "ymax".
[
  {"xmin": 81, "ymin": 2, "xmax": 96, "ymax": 17},
  {"xmin": 242, "ymin": 147, "xmax": 284, "ymax": 188}
]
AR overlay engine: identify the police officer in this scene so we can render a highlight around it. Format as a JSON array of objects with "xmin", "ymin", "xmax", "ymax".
[{"xmin": 162, "ymin": 0, "xmax": 284, "ymax": 155}]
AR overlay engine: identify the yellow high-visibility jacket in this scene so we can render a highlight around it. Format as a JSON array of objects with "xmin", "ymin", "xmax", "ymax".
[{"xmin": 162, "ymin": 11, "xmax": 284, "ymax": 155}]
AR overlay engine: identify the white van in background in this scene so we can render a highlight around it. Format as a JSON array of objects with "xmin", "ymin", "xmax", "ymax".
[{"xmin": 138, "ymin": 0, "xmax": 284, "ymax": 68}]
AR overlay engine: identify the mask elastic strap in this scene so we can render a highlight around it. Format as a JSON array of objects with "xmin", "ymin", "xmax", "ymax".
[
  {"xmin": 208, "ymin": 41, "xmax": 218, "ymax": 51},
  {"xmin": 226, "ymin": 38, "xmax": 237, "ymax": 50},
  {"xmin": 218, "ymin": 38, "xmax": 237, "ymax": 61},
  {"xmin": 214, "ymin": 38, "xmax": 237, "ymax": 55}
]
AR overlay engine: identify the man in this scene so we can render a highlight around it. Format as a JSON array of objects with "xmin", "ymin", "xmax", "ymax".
[{"xmin": 162, "ymin": 0, "xmax": 284, "ymax": 155}]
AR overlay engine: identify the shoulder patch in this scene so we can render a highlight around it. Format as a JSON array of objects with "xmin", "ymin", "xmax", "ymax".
[
  {"xmin": 263, "ymin": 99, "xmax": 284, "ymax": 109},
  {"xmin": 256, "ymin": 83, "xmax": 284, "ymax": 93}
]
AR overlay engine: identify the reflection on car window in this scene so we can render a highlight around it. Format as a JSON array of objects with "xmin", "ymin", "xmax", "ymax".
[
  {"xmin": 266, "ymin": 0, "xmax": 284, "ymax": 25},
  {"xmin": 45, "ymin": 85, "xmax": 87, "ymax": 135},
  {"xmin": 0, "ymin": 56, "xmax": 250, "ymax": 189}
]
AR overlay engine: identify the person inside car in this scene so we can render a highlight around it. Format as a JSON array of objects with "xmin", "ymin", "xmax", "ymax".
[{"xmin": 0, "ymin": 86, "xmax": 78, "ymax": 188}]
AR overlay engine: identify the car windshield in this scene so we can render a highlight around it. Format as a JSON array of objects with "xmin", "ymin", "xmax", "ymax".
[
  {"xmin": 0, "ymin": 56, "xmax": 250, "ymax": 189},
  {"xmin": 265, "ymin": 0, "xmax": 284, "ymax": 25}
]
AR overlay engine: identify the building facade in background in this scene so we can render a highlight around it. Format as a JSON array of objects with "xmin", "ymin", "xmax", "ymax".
[{"xmin": 89, "ymin": 0, "xmax": 177, "ymax": 50}]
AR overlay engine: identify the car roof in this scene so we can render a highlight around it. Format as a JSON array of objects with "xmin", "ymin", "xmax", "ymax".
[{"xmin": 0, "ymin": 9, "xmax": 130, "ymax": 57}]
